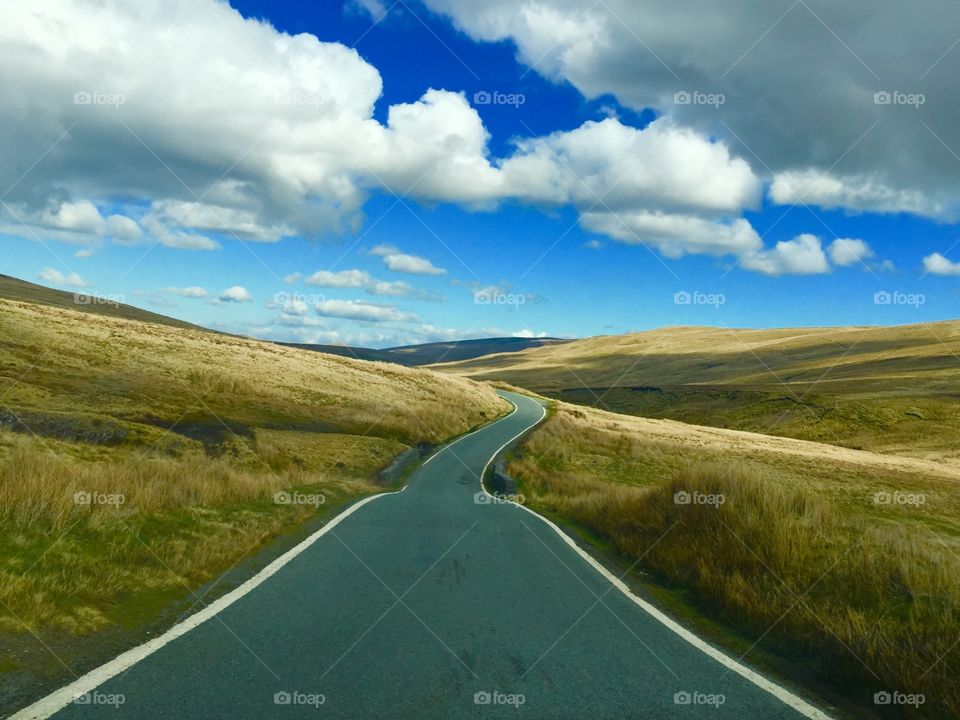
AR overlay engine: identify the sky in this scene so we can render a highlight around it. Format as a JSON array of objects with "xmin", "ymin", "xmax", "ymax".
[{"xmin": 2, "ymin": 0, "xmax": 959, "ymax": 347}]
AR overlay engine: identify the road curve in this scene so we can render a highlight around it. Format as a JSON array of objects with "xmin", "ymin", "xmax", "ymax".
[{"xmin": 14, "ymin": 390, "xmax": 833, "ymax": 720}]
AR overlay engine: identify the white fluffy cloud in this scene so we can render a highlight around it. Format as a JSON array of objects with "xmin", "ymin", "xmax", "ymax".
[
  {"xmin": 37, "ymin": 267, "xmax": 88, "ymax": 287},
  {"xmin": 828, "ymin": 238, "xmax": 874, "ymax": 267},
  {"xmin": 424, "ymin": 0, "xmax": 960, "ymax": 219},
  {"xmin": 741, "ymin": 234, "xmax": 830, "ymax": 277},
  {"xmin": 581, "ymin": 212, "xmax": 762, "ymax": 259},
  {"xmin": 0, "ymin": 0, "xmax": 776, "ymax": 271},
  {"xmin": 306, "ymin": 270, "xmax": 371, "ymax": 289},
  {"xmin": 219, "ymin": 286, "xmax": 253, "ymax": 303},
  {"xmin": 370, "ymin": 245, "xmax": 448, "ymax": 275},
  {"xmin": 923, "ymin": 252, "xmax": 960, "ymax": 276},
  {"xmin": 0, "ymin": 0, "xmax": 905, "ymax": 276},
  {"xmin": 303, "ymin": 267, "xmax": 438, "ymax": 299},
  {"xmin": 166, "ymin": 286, "xmax": 208, "ymax": 298},
  {"xmin": 314, "ymin": 299, "xmax": 417, "ymax": 323}
]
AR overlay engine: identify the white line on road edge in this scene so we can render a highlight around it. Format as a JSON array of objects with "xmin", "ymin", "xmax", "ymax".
[
  {"xmin": 12, "ymin": 399, "xmax": 526, "ymax": 720},
  {"xmin": 10, "ymin": 491, "xmax": 400, "ymax": 720},
  {"xmin": 487, "ymin": 393, "xmax": 835, "ymax": 720},
  {"xmin": 422, "ymin": 399, "xmax": 518, "ymax": 467}
]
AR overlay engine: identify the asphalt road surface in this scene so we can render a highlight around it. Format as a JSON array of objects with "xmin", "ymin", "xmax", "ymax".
[{"xmin": 14, "ymin": 391, "xmax": 832, "ymax": 720}]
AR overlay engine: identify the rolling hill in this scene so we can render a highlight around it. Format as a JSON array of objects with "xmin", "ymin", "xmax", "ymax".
[
  {"xmin": 433, "ymin": 322, "xmax": 960, "ymax": 458},
  {"xmin": 0, "ymin": 273, "xmax": 205, "ymax": 331},
  {"xmin": 283, "ymin": 336, "xmax": 571, "ymax": 366}
]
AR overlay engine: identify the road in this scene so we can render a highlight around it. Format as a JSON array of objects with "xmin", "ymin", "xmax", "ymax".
[{"xmin": 14, "ymin": 391, "xmax": 832, "ymax": 720}]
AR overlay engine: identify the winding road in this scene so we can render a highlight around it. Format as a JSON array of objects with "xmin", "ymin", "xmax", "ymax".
[{"xmin": 13, "ymin": 391, "xmax": 833, "ymax": 719}]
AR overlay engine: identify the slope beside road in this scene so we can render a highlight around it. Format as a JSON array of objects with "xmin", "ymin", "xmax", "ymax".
[{"xmin": 11, "ymin": 391, "xmax": 833, "ymax": 720}]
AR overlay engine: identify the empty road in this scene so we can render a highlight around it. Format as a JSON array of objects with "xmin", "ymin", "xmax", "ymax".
[{"xmin": 14, "ymin": 391, "xmax": 832, "ymax": 719}]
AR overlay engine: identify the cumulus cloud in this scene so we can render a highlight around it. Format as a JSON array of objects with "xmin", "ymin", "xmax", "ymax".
[
  {"xmin": 0, "ymin": 0, "xmax": 910, "ymax": 276},
  {"xmin": 0, "ymin": 0, "xmax": 778, "ymax": 270},
  {"xmin": 828, "ymin": 238, "xmax": 874, "ymax": 267},
  {"xmin": 370, "ymin": 245, "xmax": 448, "ymax": 275},
  {"xmin": 219, "ymin": 286, "xmax": 253, "ymax": 303},
  {"xmin": 923, "ymin": 252, "xmax": 960, "ymax": 276},
  {"xmin": 581, "ymin": 212, "xmax": 762, "ymax": 259},
  {"xmin": 741, "ymin": 234, "xmax": 830, "ymax": 276},
  {"xmin": 769, "ymin": 171, "xmax": 950, "ymax": 220},
  {"xmin": 166, "ymin": 286, "xmax": 208, "ymax": 298},
  {"xmin": 314, "ymin": 299, "xmax": 417, "ymax": 323},
  {"xmin": 37, "ymin": 267, "xmax": 88, "ymax": 287},
  {"xmin": 302, "ymin": 267, "xmax": 440, "ymax": 299},
  {"xmin": 424, "ymin": 0, "xmax": 960, "ymax": 219},
  {"xmin": 306, "ymin": 269, "xmax": 371, "ymax": 288}
]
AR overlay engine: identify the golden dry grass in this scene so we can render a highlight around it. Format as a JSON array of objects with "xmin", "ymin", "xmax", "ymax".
[
  {"xmin": 0, "ymin": 298, "xmax": 509, "ymax": 636},
  {"xmin": 0, "ymin": 298, "xmax": 507, "ymax": 444},
  {"xmin": 510, "ymin": 403, "xmax": 960, "ymax": 718},
  {"xmin": 436, "ymin": 321, "xmax": 960, "ymax": 458}
]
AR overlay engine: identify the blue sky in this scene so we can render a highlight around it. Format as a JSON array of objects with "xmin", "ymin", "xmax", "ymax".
[{"xmin": 2, "ymin": 0, "xmax": 959, "ymax": 346}]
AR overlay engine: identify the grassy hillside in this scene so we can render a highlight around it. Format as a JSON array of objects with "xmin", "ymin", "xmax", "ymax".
[
  {"xmin": 0, "ymin": 273, "xmax": 204, "ymax": 331},
  {"xmin": 508, "ymin": 402, "xmax": 960, "ymax": 718},
  {"xmin": 0, "ymin": 297, "xmax": 506, "ymax": 650},
  {"xmin": 435, "ymin": 322, "xmax": 960, "ymax": 458}
]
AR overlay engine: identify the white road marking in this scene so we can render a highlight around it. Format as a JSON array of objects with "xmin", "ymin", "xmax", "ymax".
[
  {"xmin": 10, "ymin": 491, "xmax": 399, "ymax": 720},
  {"xmin": 11, "ymin": 400, "xmax": 522, "ymax": 719},
  {"xmin": 485, "ymin": 392, "xmax": 835, "ymax": 720},
  {"xmin": 14, "ymin": 392, "xmax": 834, "ymax": 720}
]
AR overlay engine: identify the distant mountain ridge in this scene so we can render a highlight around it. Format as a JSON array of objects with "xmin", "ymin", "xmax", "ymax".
[{"xmin": 280, "ymin": 336, "xmax": 572, "ymax": 366}]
